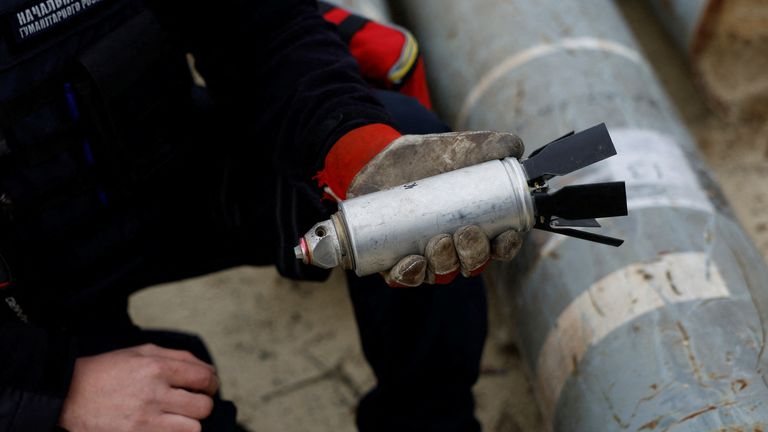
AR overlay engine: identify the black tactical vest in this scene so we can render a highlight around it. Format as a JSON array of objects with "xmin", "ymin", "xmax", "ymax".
[{"xmin": 0, "ymin": 0, "xmax": 198, "ymax": 322}]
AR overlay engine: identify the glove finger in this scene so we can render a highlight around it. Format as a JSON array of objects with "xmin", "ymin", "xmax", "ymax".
[
  {"xmin": 424, "ymin": 234, "xmax": 460, "ymax": 284},
  {"xmin": 453, "ymin": 225, "xmax": 491, "ymax": 277},
  {"xmin": 491, "ymin": 230, "xmax": 524, "ymax": 261},
  {"xmin": 383, "ymin": 255, "xmax": 427, "ymax": 287}
]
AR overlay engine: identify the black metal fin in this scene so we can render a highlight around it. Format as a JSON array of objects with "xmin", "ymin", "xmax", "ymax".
[
  {"xmin": 535, "ymin": 224, "xmax": 625, "ymax": 247},
  {"xmin": 533, "ymin": 182, "xmax": 628, "ymax": 221},
  {"xmin": 550, "ymin": 218, "xmax": 601, "ymax": 228},
  {"xmin": 528, "ymin": 130, "xmax": 575, "ymax": 159}
]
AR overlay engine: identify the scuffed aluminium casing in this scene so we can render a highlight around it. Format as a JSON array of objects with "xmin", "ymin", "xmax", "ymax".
[{"xmin": 337, "ymin": 157, "xmax": 534, "ymax": 276}]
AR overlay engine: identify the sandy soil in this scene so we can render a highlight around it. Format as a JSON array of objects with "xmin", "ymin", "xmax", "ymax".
[
  {"xmin": 130, "ymin": 267, "xmax": 544, "ymax": 432},
  {"xmin": 130, "ymin": 2, "xmax": 767, "ymax": 431},
  {"xmin": 696, "ymin": 0, "xmax": 768, "ymax": 120}
]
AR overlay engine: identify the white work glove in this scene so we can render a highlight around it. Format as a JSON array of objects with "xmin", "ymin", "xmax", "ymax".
[{"xmin": 346, "ymin": 131, "xmax": 525, "ymax": 287}]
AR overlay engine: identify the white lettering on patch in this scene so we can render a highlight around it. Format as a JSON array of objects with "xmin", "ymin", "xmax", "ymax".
[
  {"xmin": 12, "ymin": 0, "xmax": 104, "ymax": 42},
  {"xmin": 4, "ymin": 297, "xmax": 29, "ymax": 323}
]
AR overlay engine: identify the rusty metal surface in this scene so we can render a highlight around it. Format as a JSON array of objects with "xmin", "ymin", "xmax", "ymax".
[
  {"xmin": 499, "ymin": 208, "xmax": 768, "ymax": 431},
  {"xmin": 399, "ymin": 0, "xmax": 768, "ymax": 430}
]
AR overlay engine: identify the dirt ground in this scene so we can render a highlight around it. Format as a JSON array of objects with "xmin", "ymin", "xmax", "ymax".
[{"xmin": 129, "ymin": 2, "xmax": 768, "ymax": 431}]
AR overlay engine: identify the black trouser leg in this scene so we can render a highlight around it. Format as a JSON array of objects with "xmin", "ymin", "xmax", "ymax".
[
  {"xmin": 348, "ymin": 91, "xmax": 487, "ymax": 431},
  {"xmin": 348, "ymin": 275, "xmax": 486, "ymax": 432}
]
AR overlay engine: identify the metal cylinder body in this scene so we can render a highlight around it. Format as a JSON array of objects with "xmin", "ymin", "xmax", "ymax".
[
  {"xmin": 649, "ymin": 0, "xmax": 768, "ymax": 119},
  {"xmin": 338, "ymin": 157, "xmax": 533, "ymax": 276},
  {"xmin": 400, "ymin": 0, "xmax": 768, "ymax": 430}
]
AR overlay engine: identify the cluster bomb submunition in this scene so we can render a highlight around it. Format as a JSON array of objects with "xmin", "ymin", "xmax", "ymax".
[{"xmin": 295, "ymin": 123, "xmax": 628, "ymax": 276}]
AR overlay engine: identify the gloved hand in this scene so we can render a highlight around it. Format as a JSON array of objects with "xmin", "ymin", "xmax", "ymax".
[{"xmin": 316, "ymin": 124, "xmax": 525, "ymax": 287}]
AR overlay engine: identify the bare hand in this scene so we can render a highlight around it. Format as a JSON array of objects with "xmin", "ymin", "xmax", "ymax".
[{"xmin": 59, "ymin": 344, "xmax": 219, "ymax": 432}]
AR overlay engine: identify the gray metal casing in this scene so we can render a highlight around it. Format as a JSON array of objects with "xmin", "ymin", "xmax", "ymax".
[
  {"xmin": 399, "ymin": 0, "xmax": 768, "ymax": 430},
  {"xmin": 338, "ymin": 157, "xmax": 534, "ymax": 276}
]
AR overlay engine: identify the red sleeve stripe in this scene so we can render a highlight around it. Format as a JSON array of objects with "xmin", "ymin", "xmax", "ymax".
[
  {"xmin": 315, "ymin": 123, "xmax": 401, "ymax": 200},
  {"xmin": 322, "ymin": 7, "xmax": 350, "ymax": 25}
]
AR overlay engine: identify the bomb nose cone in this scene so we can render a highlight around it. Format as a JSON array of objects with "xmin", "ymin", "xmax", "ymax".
[{"xmin": 295, "ymin": 221, "xmax": 342, "ymax": 269}]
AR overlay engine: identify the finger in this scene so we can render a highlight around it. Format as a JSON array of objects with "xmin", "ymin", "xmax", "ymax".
[
  {"xmin": 491, "ymin": 230, "xmax": 523, "ymax": 261},
  {"xmin": 137, "ymin": 345, "xmax": 215, "ymax": 371},
  {"xmin": 424, "ymin": 234, "xmax": 460, "ymax": 284},
  {"xmin": 383, "ymin": 255, "xmax": 427, "ymax": 287},
  {"xmin": 157, "ymin": 413, "xmax": 202, "ymax": 432},
  {"xmin": 164, "ymin": 360, "xmax": 220, "ymax": 396},
  {"xmin": 453, "ymin": 225, "xmax": 491, "ymax": 277},
  {"xmin": 161, "ymin": 388, "xmax": 215, "ymax": 420}
]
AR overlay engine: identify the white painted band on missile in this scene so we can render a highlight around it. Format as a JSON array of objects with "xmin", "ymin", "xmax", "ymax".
[
  {"xmin": 534, "ymin": 251, "xmax": 731, "ymax": 419},
  {"xmin": 540, "ymin": 128, "xmax": 714, "ymax": 256},
  {"xmin": 456, "ymin": 37, "xmax": 647, "ymax": 129},
  {"xmin": 554, "ymin": 128, "xmax": 715, "ymax": 213}
]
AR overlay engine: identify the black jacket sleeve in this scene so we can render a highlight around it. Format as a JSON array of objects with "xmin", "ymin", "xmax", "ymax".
[
  {"xmin": 0, "ymin": 320, "xmax": 76, "ymax": 432},
  {"xmin": 145, "ymin": 0, "xmax": 395, "ymax": 280},
  {"xmin": 2, "ymin": 2, "xmax": 384, "ymax": 428},
  {"xmin": 146, "ymin": 0, "xmax": 394, "ymax": 181}
]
